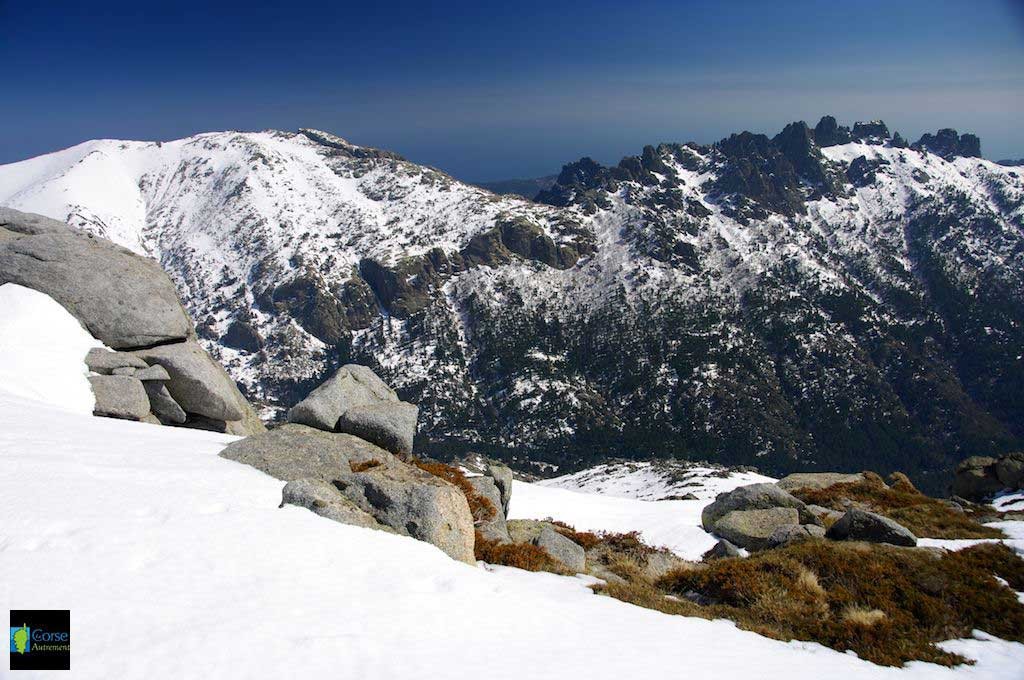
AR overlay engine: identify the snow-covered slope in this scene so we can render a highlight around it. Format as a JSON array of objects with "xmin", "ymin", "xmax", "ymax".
[
  {"xmin": 0, "ymin": 284, "xmax": 100, "ymax": 414},
  {"xmin": 2, "ymin": 295, "xmax": 1024, "ymax": 678},
  {"xmin": 2, "ymin": 120, "xmax": 1022, "ymax": 490},
  {"xmin": 538, "ymin": 460, "xmax": 775, "ymax": 501}
]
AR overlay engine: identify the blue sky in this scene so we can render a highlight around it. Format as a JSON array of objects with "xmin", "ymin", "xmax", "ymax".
[{"xmin": 1, "ymin": 0, "xmax": 1022, "ymax": 180}]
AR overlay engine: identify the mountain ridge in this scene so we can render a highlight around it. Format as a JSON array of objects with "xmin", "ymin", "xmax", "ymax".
[{"xmin": 1, "ymin": 117, "xmax": 1021, "ymax": 493}]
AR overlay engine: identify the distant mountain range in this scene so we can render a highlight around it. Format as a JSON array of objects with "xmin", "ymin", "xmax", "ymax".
[{"xmin": 1, "ymin": 118, "xmax": 1021, "ymax": 493}]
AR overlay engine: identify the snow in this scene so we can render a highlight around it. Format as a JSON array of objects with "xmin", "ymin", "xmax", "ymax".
[
  {"xmin": 3, "ymin": 394, "xmax": 1024, "ymax": 679},
  {"xmin": 919, "ymin": 521, "xmax": 1024, "ymax": 558},
  {"xmin": 0, "ymin": 283, "xmax": 100, "ymax": 414},
  {"xmin": 538, "ymin": 460, "xmax": 775, "ymax": 501}
]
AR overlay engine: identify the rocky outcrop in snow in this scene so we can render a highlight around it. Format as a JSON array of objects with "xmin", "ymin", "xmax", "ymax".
[
  {"xmin": 223, "ymin": 371, "xmax": 474, "ymax": 562},
  {"xmin": 0, "ymin": 208, "xmax": 264, "ymax": 435}
]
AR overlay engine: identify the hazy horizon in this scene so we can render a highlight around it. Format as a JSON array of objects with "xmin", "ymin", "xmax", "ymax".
[{"xmin": 2, "ymin": 0, "xmax": 1023, "ymax": 181}]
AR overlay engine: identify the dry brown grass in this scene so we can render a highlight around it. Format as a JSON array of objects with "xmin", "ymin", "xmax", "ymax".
[
  {"xmin": 349, "ymin": 459, "xmax": 382, "ymax": 473},
  {"xmin": 793, "ymin": 473, "xmax": 1003, "ymax": 539},
  {"xmin": 473, "ymin": 531, "xmax": 568, "ymax": 572},
  {"xmin": 651, "ymin": 540, "xmax": 1024, "ymax": 666},
  {"xmin": 412, "ymin": 460, "xmax": 497, "ymax": 524}
]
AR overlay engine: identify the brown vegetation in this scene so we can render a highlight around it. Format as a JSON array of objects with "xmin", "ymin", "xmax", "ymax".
[
  {"xmin": 412, "ymin": 460, "xmax": 496, "ymax": 524},
  {"xmin": 349, "ymin": 459, "xmax": 382, "ymax": 473},
  {"xmin": 649, "ymin": 540, "xmax": 1024, "ymax": 666},
  {"xmin": 793, "ymin": 473, "xmax": 1003, "ymax": 539}
]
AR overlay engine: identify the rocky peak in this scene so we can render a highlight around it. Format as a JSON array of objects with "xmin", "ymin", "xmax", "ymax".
[
  {"xmin": 913, "ymin": 128, "xmax": 982, "ymax": 160},
  {"xmin": 813, "ymin": 115, "xmax": 852, "ymax": 147},
  {"xmin": 851, "ymin": 120, "xmax": 890, "ymax": 144}
]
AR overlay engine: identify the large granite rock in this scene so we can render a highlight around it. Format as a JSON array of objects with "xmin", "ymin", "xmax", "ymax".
[
  {"xmin": 339, "ymin": 463, "xmax": 475, "ymax": 563},
  {"xmin": 288, "ymin": 364, "xmax": 417, "ymax": 456},
  {"xmin": 826, "ymin": 508, "xmax": 917, "ymax": 547},
  {"xmin": 0, "ymin": 208, "xmax": 192, "ymax": 349},
  {"xmin": 713, "ymin": 507, "xmax": 800, "ymax": 551},
  {"xmin": 88, "ymin": 375, "xmax": 151, "ymax": 420},
  {"xmin": 289, "ymin": 364, "xmax": 396, "ymax": 429},
  {"xmin": 467, "ymin": 476, "xmax": 510, "ymax": 542},
  {"xmin": 220, "ymin": 425, "xmax": 474, "ymax": 562},
  {"xmin": 133, "ymin": 340, "xmax": 262, "ymax": 434},
  {"xmin": 336, "ymin": 401, "xmax": 418, "ymax": 458},
  {"xmin": 702, "ymin": 483, "xmax": 820, "ymax": 531}
]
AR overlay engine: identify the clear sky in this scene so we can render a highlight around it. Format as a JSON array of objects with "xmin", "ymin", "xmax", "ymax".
[{"xmin": 2, "ymin": 0, "xmax": 1023, "ymax": 180}]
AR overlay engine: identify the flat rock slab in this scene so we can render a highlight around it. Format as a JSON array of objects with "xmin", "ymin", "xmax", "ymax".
[
  {"xmin": 775, "ymin": 472, "xmax": 865, "ymax": 492},
  {"xmin": 220, "ymin": 425, "xmax": 475, "ymax": 562},
  {"xmin": 220, "ymin": 424, "xmax": 390, "ymax": 483},
  {"xmin": 89, "ymin": 375, "xmax": 151, "ymax": 421},
  {"xmin": 0, "ymin": 209, "xmax": 192, "ymax": 349},
  {"xmin": 85, "ymin": 348, "xmax": 148, "ymax": 374}
]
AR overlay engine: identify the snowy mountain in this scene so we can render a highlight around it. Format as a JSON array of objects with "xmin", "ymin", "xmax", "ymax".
[
  {"xmin": 1, "ymin": 119, "xmax": 1022, "ymax": 491},
  {"xmin": 5, "ymin": 284, "xmax": 1024, "ymax": 678}
]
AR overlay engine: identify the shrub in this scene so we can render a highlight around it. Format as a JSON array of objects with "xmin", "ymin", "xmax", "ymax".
[
  {"xmin": 412, "ymin": 460, "xmax": 496, "ymax": 524},
  {"xmin": 349, "ymin": 459, "xmax": 382, "ymax": 473},
  {"xmin": 474, "ymin": 531, "xmax": 567, "ymax": 573},
  {"xmin": 793, "ymin": 474, "xmax": 1003, "ymax": 539},
  {"xmin": 654, "ymin": 540, "xmax": 1024, "ymax": 666}
]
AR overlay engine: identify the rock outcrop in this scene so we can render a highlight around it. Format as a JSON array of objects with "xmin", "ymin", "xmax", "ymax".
[
  {"xmin": 223, "ymin": 396, "xmax": 474, "ymax": 562},
  {"xmin": 508, "ymin": 519, "xmax": 586, "ymax": 572},
  {"xmin": 951, "ymin": 453, "xmax": 1023, "ymax": 502},
  {"xmin": 913, "ymin": 129, "xmax": 982, "ymax": 160},
  {"xmin": 702, "ymin": 483, "xmax": 823, "ymax": 551},
  {"xmin": 0, "ymin": 208, "xmax": 264, "ymax": 435}
]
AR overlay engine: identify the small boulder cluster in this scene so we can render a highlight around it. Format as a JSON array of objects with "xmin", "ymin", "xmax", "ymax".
[
  {"xmin": 952, "ymin": 453, "xmax": 1024, "ymax": 503},
  {"xmin": 702, "ymin": 473, "xmax": 917, "ymax": 556},
  {"xmin": 0, "ymin": 208, "xmax": 264, "ymax": 435},
  {"xmin": 220, "ymin": 364, "xmax": 511, "ymax": 564}
]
